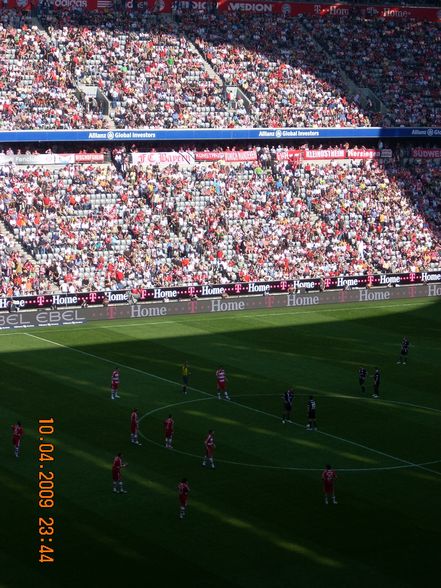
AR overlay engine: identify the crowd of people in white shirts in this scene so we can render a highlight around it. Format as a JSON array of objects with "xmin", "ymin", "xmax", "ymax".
[{"xmin": 0, "ymin": 147, "xmax": 439, "ymax": 298}]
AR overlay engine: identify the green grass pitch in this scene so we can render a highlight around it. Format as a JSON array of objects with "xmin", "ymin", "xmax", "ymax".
[{"xmin": 2, "ymin": 297, "xmax": 440, "ymax": 588}]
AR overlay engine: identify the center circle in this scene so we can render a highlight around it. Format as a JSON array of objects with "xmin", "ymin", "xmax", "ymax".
[{"xmin": 138, "ymin": 394, "xmax": 441, "ymax": 473}]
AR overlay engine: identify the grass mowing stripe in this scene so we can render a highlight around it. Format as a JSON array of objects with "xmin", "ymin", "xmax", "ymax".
[
  {"xmin": 0, "ymin": 298, "xmax": 434, "ymax": 338},
  {"xmin": 25, "ymin": 331, "xmax": 441, "ymax": 478}
]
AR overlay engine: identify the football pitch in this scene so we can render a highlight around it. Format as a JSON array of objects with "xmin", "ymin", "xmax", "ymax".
[{"xmin": 2, "ymin": 297, "xmax": 441, "ymax": 588}]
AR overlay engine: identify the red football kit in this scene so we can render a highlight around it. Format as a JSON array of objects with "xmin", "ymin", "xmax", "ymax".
[
  {"xmin": 216, "ymin": 369, "xmax": 226, "ymax": 391},
  {"xmin": 322, "ymin": 469, "xmax": 337, "ymax": 493},
  {"xmin": 205, "ymin": 433, "xmax": 215, "ymax": 458},
  {"xmin": 111, "ymin": 370, "xmax": 120, "ymax": 390},
  {"xmin": 131, "ymin": 411, "xmax": 138, "ymax": 434},
  {"xmin": 178, "ymin": 481, "xmax": 190, "ymax": 507},
  {"xmin": 112, "ymin": 455, "xmax": 122, "ymax": 482},
  {"xmin": 12, "ymin": 424, "xmax": 24, "ymax": 448},
  {"xmin": 164, "ymin": 417, "xmax": 174, "ymax": 436}
]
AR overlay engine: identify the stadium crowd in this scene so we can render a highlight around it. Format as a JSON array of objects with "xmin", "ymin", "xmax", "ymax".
[
  {"xmin": 0, "ymin": 9, "xmax": 438, "ymax": 129},
  {"xmin": 0, "ymin": 231, "xmax": 38, "ymax": 297},
  {"xmin": 0, "ymin": 10, "xmax": 105, "ymax": 130},
  {"xmin": 295, "ymin": 158, "xmax": 439, "ymax": 272},
  {"xmin": 302, "ymin": 16, "xmax": 441, "ymax": 127},
  {"xmin": 0, "ymin": 7, "xmax": 440, "ymax": 298},
  {"xmin": 0, "ymin": 151, "xmax": 439, "ymax": 297},
  {"xmin": 42, "ymin": 11, "xmax": 252, "ymax": 129},
  {"xmin": 180, "ymin": 13, "xmax": 373, "ymax": 128}
]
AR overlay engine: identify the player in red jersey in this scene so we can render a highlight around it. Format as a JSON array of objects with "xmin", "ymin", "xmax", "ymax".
[
  {"xmin": 216, "ymin": 367, "xmax": 230, "ymax": 400},
  {"xmin": 112, "ymin": 452, "xmax": 128, "ymax": 493},
  {"xmin": 111, "ymin": 367, "xmax": 120, "ymax": 400},
  {"xmin": 322, "ymin": 465, "xmax": 338, "ymax": 505},
  {"xmin": 178, "ymin": 478, "xmax": 190, "ymax": 519},
  {"xmin": 202, "ymin": 429, "xmax": 216, "ymax": 468},
  {"xmin": 130, "ymin": 408, "xmax": 142, "ymax": 445},
  {"xmin": 164, "ymin": 414, "xmax": 174, "ymax": 449},
  {"xmin": 11, "ymin": 421, "xmax": 24, "ymax": 458}
]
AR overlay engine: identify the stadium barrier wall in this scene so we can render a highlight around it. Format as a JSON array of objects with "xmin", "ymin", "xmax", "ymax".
[
  {"xmin": 1, "ymin": 284, "xmax": 440, "ymax": 331},
  {"xmin": 1, "ymin": 270, "xmax": 441, "ymax": 312},
  {"xmin": 0, "ymin": 149, "xmax": 399, "ymax": 167},
  {"xmin": 2, "ymin": 148, "xmax": 439, "ymax": 166}
]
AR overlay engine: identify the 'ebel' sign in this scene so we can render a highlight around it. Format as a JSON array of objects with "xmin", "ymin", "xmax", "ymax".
[{"xmin": 0, "ymin": 310, "xmax": 85, "ymax": 330}]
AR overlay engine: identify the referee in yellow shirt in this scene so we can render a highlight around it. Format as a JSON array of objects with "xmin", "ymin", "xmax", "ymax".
[{"xmin": 182, "ymin": 361, "xmax": 190, "ymax": 395}]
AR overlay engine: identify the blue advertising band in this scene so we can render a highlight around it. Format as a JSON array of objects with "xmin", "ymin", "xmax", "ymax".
[{"xmin": 0, "ymin": 127, "xmax": 440, "ymax": 143}]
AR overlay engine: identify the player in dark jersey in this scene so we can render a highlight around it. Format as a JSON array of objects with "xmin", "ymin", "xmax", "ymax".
[
  {"xmin": 372, "ymin": 368, "xmax": 381, "ymax": 398},
  {"xmin": 281, "ymin": 388, "xmax": 295, "ymax": 424},
  {"xmin": 307, "ymin": 396, "xmax": 317, "ymax": 430},
  {"xmin": 359, "ymin": 367, "xmax": 368, "ymax": 394},
  {"xmin": 397, "ymin": 337, "xmax": 410, "ymax": 365}
]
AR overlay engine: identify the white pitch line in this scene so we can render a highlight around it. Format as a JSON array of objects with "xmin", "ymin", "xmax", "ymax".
[
  {"xmin": 24, "ymin": 332, "xmax": 441, "ymax": 477},
  {"xmin": 138, "ymin": 431, "xmax": 441, "ymax": 473},
  {"xmin": 138, "ymin": 397, "xmax": 441, "ymax": 473},
  {"xmin": 227, "ymin": 398, "xmax": 441, "ymax": 477},
  {"xmin": 192, "ymin": 392, "xmax": 441, "ymax": 415},
  {"xmin": 25, "ymin": 331, "xmax": 190, "ymax": 389}
]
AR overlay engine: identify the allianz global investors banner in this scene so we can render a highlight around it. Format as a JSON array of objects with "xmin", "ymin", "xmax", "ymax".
[
  {"xmin": 1, "ymin": 271, "xmax": 441, "ymax": 312},
  {"xmin": 1, "ymin": 285, "xmax": 440, "ymax": 331}
]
